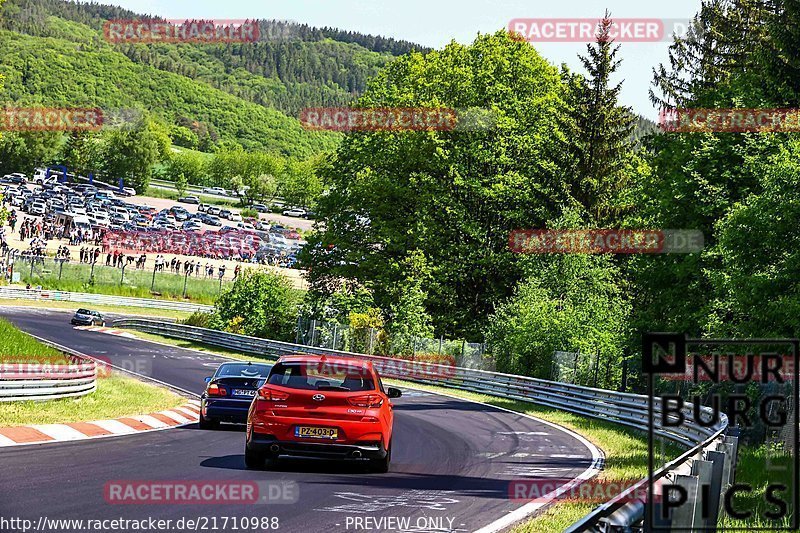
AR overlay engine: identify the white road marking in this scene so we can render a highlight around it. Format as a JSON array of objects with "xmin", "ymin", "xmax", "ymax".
[
  {"xmin": 318, "ymin": 490, "xmax": 460, "ymax": 513},
  {"xmin": 477, "ymin": 452, "xmax": 506, "ymax": 459},
  {"xmin": 497, "ymin": 431, "xmax": 550, "ymax": 436}
]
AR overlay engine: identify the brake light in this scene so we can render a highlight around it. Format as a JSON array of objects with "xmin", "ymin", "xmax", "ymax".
[
  {"xmin": 348, "ymin": 395, "xmax": 384, "ymax": 408},
  {"xmin": 257, "ymin": 388, "xmax": 290, "ymax": 401},
  {"xmin": 207, "ymin": 384, "xmax": 227, "ymax": 397}
]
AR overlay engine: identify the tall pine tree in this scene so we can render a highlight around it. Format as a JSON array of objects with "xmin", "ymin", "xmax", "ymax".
[
  {"xmin": 650, "ymin": 0, "xmax": 771, "ymax": 109},
  {"xmin": 564, "ymin": 11, "xmax": 635, "ymax": 223},
  {"xmin": 760, "ymin": 0, "xmax": 800, "ymax": 106}
]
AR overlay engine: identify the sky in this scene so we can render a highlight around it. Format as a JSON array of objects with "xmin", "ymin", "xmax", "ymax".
[{"xmin": 100, "ymin": 0, "xmax": 705, "ymax": 120}]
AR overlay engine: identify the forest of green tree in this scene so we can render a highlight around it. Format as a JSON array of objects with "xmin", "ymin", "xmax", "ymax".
[
  {"xmin": 0, "ymin": 0, "xmax": 429, "ymax": 155},
  {"xmin": 298, "ymin": 0, "xmax": 800, "ymax": 389}
]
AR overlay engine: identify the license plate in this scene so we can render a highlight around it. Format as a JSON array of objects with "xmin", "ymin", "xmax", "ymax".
[
  {"xmin": 295, "ymin": 426, "xmax": 338, "ymax": 440},
  {"xmin": 232, "ymin": 389, "xmax": 256, "ymax": 398}
]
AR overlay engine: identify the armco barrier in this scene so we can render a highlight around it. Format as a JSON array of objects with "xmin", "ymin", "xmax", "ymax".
[
  {"xmin": 113, "ymin": 318, "xmax": 734, "ymax": 530},
  {"xmin": 0, "ymin": 354, "xmax": 97, "ymax": 402},
  {"xmin": 0, "ymin": 287, "xmax": 213, "ymax": 313}
]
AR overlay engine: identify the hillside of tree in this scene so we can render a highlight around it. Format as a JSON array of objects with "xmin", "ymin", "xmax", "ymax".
[{"xmin": 0, "ymin": 0, "xmax": 428, "ymax": 156}]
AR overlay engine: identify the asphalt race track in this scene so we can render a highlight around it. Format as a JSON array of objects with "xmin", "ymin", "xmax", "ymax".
[{"xmin": 0, "ymin": 308, "xmax": 599, "ymax": 533}]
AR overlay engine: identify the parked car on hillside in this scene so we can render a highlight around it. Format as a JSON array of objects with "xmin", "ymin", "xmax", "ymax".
[
  {"xmin": 2, "ymin": 173, "xmax": 27, "ymax": 184},
  {"xmin": 282, "ymin": 208, "xmax": 307, "ymax": 218}
]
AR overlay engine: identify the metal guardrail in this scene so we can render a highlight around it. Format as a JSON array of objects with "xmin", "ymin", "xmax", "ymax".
[
  {"xmin": 113, "ymin": 319, "xmax": 734, "ymax": 530},
  {"xmin": 0, "ymin": 354, "xmax": 97, "ymax": 402},
  {"xmin": 0, "ymin": 287, "xmax": 214, "ymax": 313}
]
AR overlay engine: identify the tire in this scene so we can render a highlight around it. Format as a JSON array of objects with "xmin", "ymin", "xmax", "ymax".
[
  {"xmin": 245, "ymin": 445, "xmax": 274, "ymax": 469},
  {"xmin": 371, "ymin": 442, "xmax": 391, "ymax": 473},
  {"xmin": 198, "ymin": 411, "xmax": 218, "ymax": 430}
]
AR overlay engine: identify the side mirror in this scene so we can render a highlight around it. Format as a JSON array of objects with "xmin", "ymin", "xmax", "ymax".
[
  {"xmin": 204, "ymin": 377, "xmax": 212, "ymax": 383},
  {"xmin": 387, "ymin": 387, "xmax": 402, "ymax": 399}
]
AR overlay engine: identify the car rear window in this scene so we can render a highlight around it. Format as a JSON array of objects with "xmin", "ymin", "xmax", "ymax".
[
  {"xmin": 216, "ymin": 363, "xmax": 271, "ymax": 378},
  {"xmin": 267, "ymin": 362, "xmax": 375, "ymax": 392}
]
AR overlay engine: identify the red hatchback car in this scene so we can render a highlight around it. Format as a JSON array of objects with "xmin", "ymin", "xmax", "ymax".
[{"xmin": 245, "ymin": 355, "xmax": 401, "ymax": 472}]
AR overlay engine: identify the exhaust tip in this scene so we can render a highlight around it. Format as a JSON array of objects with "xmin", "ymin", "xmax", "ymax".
[
  {"xmin": 352, "ymin": 450, "xmax": 362, "ymax": 459},
  {"xmin": 269, "ymin": 444, "xmax": 280, "ymax": 453}
]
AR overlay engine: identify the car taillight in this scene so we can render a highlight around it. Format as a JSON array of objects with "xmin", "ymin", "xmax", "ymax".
[
  {"xmin": 348, "ymin": 395, "xmax": 384, "ymax": 408},
  {"xmin": 207, "ymin": 384, "xmax": 227, "ymax": 397},
  {"xmin": 257, "ymin": 388, "xmax": 289, "ymax": 401}
]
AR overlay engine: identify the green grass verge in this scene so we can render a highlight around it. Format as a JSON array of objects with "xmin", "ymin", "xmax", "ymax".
[
  {"xmin": 0, "ymin": 318, "xmax": 68, "ymax": 364},
  {"xmin": 0, "ymin": 374, "xmax": 184, "ymax": 426},
  {"xmin": 20, "ymin": 260, "xmax": 227, "ymax": 305},
  {"xmin": 0, "ymin": 299, "xmax": 193, "ymax": 320},
  {"xmin": 718, "ymin": 444, "xmax": 795, "ymax": 529}
]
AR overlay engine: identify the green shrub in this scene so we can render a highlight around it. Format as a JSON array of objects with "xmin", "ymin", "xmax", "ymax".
[
  {"xmin": 181, "ymin": 311, "xmax": 214, "ymax": 328},
  {"xmin": 240, "ymin": 207, "xmax": 258, "ymax": 219},
  {"xmin": 211, "ymin": 269, "xmax": 300, "ymax": 341}
]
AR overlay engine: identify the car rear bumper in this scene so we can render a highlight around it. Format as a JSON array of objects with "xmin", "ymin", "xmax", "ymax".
[
  {"xmin": 202, "ymin": 398, "xmax": 253, "ymax": 424},
  {"xmin": 247, "ymin": 432, "xmax": 387, "ymax": 460}
]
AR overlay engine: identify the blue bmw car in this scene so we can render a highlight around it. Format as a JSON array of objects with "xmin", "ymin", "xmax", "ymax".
[{"xmin": 200, "ymin": 362, "xmax": 272, "ymax": 429}]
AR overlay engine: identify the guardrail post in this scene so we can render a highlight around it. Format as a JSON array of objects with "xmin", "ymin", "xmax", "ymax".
[
  {"xmin": 706, "ymin": 449, "xmax": 727, "ymax": 518},
  {"xmin": 691, "ymin": 459, "xmax": 717, "ymax": 527},
  {"xmin": 717, "ymin": 440, "xmax": 736, "ymax": 487},
  {"xmin": 723, "ymin": 435, "xmax": 739, "ymax": 483},
  {"xmin": 669, "ymin": 474, "xmax": 701, "ymax": 530}
]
